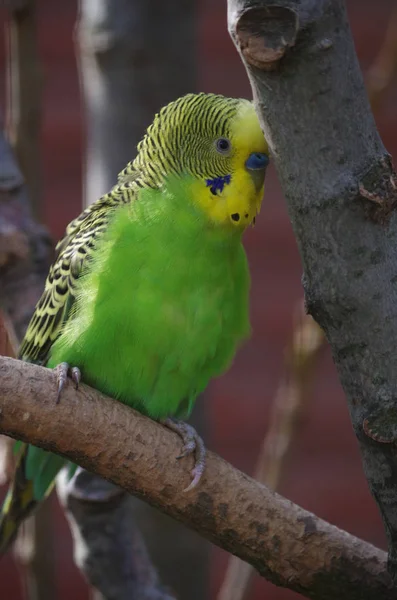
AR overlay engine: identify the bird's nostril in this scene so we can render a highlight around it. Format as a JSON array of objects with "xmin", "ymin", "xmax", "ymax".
[
  {"xmin": 244, "ymin": 213, "xmax": 249, "ymax": 218},
  {"xmin": 231, "ymin": 213, "xmax": 240, "ymax": 222}
]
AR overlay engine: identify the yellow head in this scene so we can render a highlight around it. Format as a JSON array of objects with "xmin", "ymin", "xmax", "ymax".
[{"xmin": 120, "ymin": 93, "xmax": 269, "ymax": 230}]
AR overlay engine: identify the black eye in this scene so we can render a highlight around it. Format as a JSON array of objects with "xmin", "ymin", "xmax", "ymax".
[{"xmin": 215, "ymin": 137, "xmax": 231, "ymax": 154}]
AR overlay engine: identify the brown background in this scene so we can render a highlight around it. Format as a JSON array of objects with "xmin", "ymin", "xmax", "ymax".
[{"xmin": 0, "ymin": 1, "xmax": 396, "ymax": 598}]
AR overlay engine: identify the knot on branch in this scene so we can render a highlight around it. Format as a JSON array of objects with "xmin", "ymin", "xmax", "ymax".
[
  {"xmin": 233, "ymin": 6, "xmax": 298, "ymax": 71},
  {"xmin": 363, "ymin": 404, "xmax": 397, "ymax": 445},
  {"xmin": 358, "ymin": 155, "xmax": 397, "ymax": 225}
]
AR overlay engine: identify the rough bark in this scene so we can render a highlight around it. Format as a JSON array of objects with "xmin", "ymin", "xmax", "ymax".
[
  {"xmin": 71, "ymin": 2, "xmax": 206, "ymax": 598},
  {"xmin": 227, "ymin": 0, "xmax": 397, "ymax": 581},
  {"xmin": 0, "ymin": 355, "xmax": 395, "ymax": 600},
  {"xmin": 219, "ymin": 10, "xmax": 397, "ymax": 596}
]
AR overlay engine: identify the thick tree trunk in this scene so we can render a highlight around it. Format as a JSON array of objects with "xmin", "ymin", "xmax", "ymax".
[
  {"xmin": 228, "ymin": 0, "xmax": 397, "ymax": 581},
  {"xmin": 78, "ymin": 0, "xmax": 198, "ymax": 204}
]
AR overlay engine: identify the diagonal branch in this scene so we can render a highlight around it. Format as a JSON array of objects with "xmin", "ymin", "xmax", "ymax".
[{"xmin": 0, "ymin": 355, "xmax": 395, "ymax": 600}]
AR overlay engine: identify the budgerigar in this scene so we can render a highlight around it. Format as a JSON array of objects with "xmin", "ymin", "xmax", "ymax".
[{"xmin": 0, "ymin": 93, "xmax": 268, "ymax": 553}]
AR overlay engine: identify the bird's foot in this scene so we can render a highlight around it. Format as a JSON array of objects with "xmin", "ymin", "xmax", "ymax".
[
  {"xmin": 161, "ymin": 418, "xmax": 206, "ymax": 493},
  {"xmin": 54, "ymin": 362, "xmax": 81, "ymax": 404}
]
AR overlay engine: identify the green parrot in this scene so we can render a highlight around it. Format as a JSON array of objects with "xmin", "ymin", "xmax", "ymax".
[{"xmin": 0, "ymin": 92, "xmax": 269, "ymax": 552}]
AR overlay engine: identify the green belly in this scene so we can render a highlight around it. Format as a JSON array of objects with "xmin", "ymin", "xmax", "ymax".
[{"xmin": 48, "ymin": 191, "xmax": 251, "ymax": 419}]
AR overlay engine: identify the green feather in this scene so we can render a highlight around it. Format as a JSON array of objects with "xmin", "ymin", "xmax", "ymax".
[
  {"xmin": 26, "ymin": 446, "xmax": 65, "ymax": 500},
  {"xmin": 48, "ymin": 175, "xmax": 251, "ymax": 419}
]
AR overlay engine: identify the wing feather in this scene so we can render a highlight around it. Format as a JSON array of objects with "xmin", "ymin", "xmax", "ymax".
[{"xmin": 19, "ymin": 186, "xmax": 133, "ymax": 364}]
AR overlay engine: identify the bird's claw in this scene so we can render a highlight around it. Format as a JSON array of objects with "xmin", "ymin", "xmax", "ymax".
[
  {"xmin": 184, "ymin": 462, "xmax": 206, "ymax": 494},
  {"xmin": 55, "ymin": 362, "xmax": 81, "ymax": 404},
  {"xmin": 176, "ymin": 438, "xmax": 196, "ymax": 459},
  {"xmin": 161, "ymin": 418, "xmax": 206, "ymax": 492}
]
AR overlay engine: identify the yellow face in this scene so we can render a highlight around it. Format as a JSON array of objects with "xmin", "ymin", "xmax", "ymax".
[
  {"xmin": 124, "ymin": 93, "xmax": 269, "ymax": 230},
  {"xmin": 190, "ymin": 101, "xmax": 269, "ymax": 230}
]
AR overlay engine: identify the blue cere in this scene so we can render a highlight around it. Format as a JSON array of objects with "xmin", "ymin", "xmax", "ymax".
[{"xmin": 245, "ymin": 152, "xmax": 269, "ymax": 170}]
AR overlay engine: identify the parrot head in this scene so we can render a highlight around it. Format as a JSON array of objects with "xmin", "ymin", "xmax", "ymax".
[{"xmin": 121, "ymin": 93, "xmax": 269, "ymax": 230}]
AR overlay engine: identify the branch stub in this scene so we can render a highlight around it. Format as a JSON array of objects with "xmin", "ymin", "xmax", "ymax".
[{"xmin": 234, "ymin": 6, "xmax": 298, "ymax": 71}]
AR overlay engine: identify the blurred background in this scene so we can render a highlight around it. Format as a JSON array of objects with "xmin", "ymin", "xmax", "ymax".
[{"xmin": 0, "ymin": 0, "xmax": 396, "ymax": 599}]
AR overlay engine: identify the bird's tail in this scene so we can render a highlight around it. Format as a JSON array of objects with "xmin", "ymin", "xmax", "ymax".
[
  {"xmin": 0, "ymin": 443, "xmax": 63, "ymax": 554},
  {"xmin": 0, "ymin": 444, "xmax": 38, "ymax": 553}
]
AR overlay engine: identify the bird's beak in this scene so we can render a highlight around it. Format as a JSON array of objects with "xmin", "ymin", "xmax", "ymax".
[{"xmin": 245, "ymin": 152, "xmax": 269, "ymax": 192}]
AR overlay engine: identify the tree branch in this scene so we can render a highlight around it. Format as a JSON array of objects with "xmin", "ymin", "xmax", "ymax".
[
  {"xmin": 77, "ymin": 0, "xmax": 198, "ymax": 206},
  {"xmin": 219, "ymin": 10, "xmax": 397, "ymax": 596},
  {"xmin": 0, "ymin": 356, "xmax": 395, "ymax": 600},
  {"xmin": 56, "ymin": 471, "xmax": 176, "ymax": 600},
  {"xmin": 227, "ymin": 0, "xmax": 397, "ymax": 582}
]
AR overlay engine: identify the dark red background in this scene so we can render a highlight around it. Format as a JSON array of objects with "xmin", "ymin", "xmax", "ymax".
[{"xmin": 0, "ymin": 1, "xmax": 396, "ymax": 598}]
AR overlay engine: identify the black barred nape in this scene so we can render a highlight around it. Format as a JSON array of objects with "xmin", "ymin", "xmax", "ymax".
[{"xmin": 117, "ymin": 93, "xmax": 244, "ymax": 193}]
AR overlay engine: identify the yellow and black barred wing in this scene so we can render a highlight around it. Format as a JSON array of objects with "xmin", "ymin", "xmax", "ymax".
[{"xmin": 19, "ymin": 187, "xmax": 133, "ymax": 364}]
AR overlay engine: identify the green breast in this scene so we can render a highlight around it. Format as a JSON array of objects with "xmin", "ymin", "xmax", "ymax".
[{"xmin": 48, "ymin": 178, "xmax": 251, "ymax": 419}]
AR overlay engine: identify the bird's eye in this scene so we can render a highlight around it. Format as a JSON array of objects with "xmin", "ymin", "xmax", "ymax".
[{"xmin": 215, "ymin": 138, "xmax": 231, "ymax": 154}]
